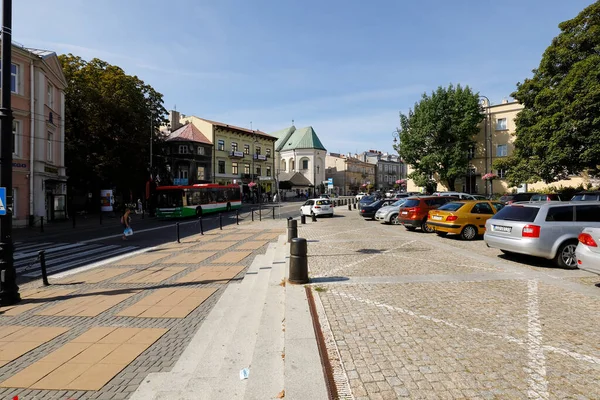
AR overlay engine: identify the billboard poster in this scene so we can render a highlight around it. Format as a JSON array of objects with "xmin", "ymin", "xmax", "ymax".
[{"xmin": 100, "ymin": 190, "xmax": 113, "ymax": 212}]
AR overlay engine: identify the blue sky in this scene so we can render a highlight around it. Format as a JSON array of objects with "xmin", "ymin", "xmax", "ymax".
[{"xmin": 14, "ymin": 0, "xmax": 595, "ymax": 155}]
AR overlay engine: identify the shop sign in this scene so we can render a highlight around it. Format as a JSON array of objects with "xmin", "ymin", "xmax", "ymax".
[
  {"xmin": 12, "ymin": 162, "xmax": 27, "ymax": 168},
  {"xmin": 253, "ymin": 154, "xmax": 267, "ymax": 161},
  {"xmin": 44, "ymin": 166, "xmax": 59, "ymax": 174}
]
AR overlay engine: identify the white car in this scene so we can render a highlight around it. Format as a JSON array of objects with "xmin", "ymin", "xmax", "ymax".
[
  {"xmin": 576, "ymin": 227, "xmax": 600, "ymax": 273},
  {"xmin": 375, "ymin": 199, "xmax": 408, "ymax": 224},
  {"xmin": 300, "ymin": 198, "xmax": 334, "ymax": 217},
  {"xmin": 355, "ymin": 192, "xmax": 367, "ymax": 200}
]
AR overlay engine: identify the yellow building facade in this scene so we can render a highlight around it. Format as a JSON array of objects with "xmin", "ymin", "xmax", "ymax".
[{"xmin": 406, "ymin": 99, "xmax": 588, "ymax": 195}]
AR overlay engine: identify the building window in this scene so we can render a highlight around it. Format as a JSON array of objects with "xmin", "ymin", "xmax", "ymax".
[
  {"xmin": 497, "ymin": 169, "xmax": 507, "ymax": 179},
  {"xmin": 256, "ymin": 166, "xmax": 261, "ymax": 176},
  {"xmin": 232, "ymin": 162, "xmax": 238, "ymax": 174},
  {"xmin": 218, "ymin": 140, "xmax": 225, "ymax": 151},
  {"xmin": 244, "ymin": 144, "xmax": 250, "ymax": 154},
  {"xmin": 197, "ymin": 146, "xmax": 205, "ymax": 155},
  {"xmin": 0, "ymin": 63, "xmax": 19, "ymax": 93},
  {"xmin": 178, "ymin": 145, "xmax": 189, "ymax": 154},
  {"xmin": 218, "ymin": 160, "xmax": 225, "ymax": 174},
  {"xmin": 47, "ymin": 132, "xmax": 53, "ymax": 162},
  {"xmin": 302, "ymin": 160, "xmax": 309, "ymax": 169},
  {"xmin": 12, "ymin": 120, "xmax": 20, "ymax": 156},
  {"xmin": 266, "ymin": 166, "xmax": 271, "ymax": 176},
  {"xmin": 47, "ymin": 83, "xmax": 54, "ymax": 109},
  {"xmin": 255, "ymin": 146, "xmax": 261, "ymax": 155},
  {"xmin": 178, "ymin": 169, "xmax": 188, "ymax": 179},
  {"xmin": 266, "ymin": 148, "xmax": 271, "ymax": 158},
  {"xmin": 244, "ymin": 164, "xmax": 250, "ymax": 174},
  {"xmin": 496, "ymin": 144, "xmax": 508, "ymax": 157},
  {"xmin": 496, "ymin": 118, "xmax": 507, "ymax": 130},
  {"xmin": 467, "ymin": 146, "xmax": 475, "ymax": 159},
  {"xmin": 231, "ymin": 142, "xmax": 238, "ymax": 152},
  {"xmin": 197, "ymin": 166, "xmax": 205, "ymax": 180}
]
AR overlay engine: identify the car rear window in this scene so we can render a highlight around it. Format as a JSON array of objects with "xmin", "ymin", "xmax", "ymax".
[
  {"xmin": 575, "ymin": 204, "xmax": 600, "ymax": 222},
  {"xmin": 545, "ymin": 206, "xmax": 573, "ymax": 222},
  {"xmin": 491, "ymin": 205, "xmax": 539, "ymax": 222},
  {"xmin": 402, "ymin": 199, "xmax": 420, "ymax": 208},
  {"xmin": 438, "ymin": 202, "xmax": 464, "ymax": 211},
  {"xmin": 361, "ymin": 196, "xmax": 375, "ymax": 202},
  {"xmin": 316, "ymin": 200, "xmax": 331, "ymax": 205}
]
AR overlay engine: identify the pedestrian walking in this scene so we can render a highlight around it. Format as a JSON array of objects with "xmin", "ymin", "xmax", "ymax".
[{"xmin": 121, "ymin": 207, "xmax": 132, "ymax": 240}]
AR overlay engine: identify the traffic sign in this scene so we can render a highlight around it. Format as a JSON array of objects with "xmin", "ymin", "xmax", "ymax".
[{"xmin": 0, "ymin": 187, "xmax": 6, "ymax": 216}]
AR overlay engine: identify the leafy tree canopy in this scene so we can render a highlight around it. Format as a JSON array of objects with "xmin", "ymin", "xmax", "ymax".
[
  {"xmin": 502, "ymin": 1, "xmax": 600, "ymax": 186},
  {"xmin": 60, "ymin": 54, "xmax": 168, "ymax": 196},
  {"xmin": 396, "ymin": 84, "xmax": 483, "ymax": 191}
]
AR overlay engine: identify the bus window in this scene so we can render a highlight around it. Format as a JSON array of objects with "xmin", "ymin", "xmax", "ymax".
[
  {"xmin": 157, "ymin": 190, "xmax": 183, "ymax": 208},
  {"xmin": 185, "ymin": 191, "xmax": 193, "ymax": 206},
  {"xmin": 192, "ymin": 191, "xmax": 201, "ymax": 206}
]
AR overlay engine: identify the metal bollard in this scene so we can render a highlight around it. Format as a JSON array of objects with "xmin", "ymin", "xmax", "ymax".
[
  {"xmin": 219, "ymin": 213, "xmax": 223, "ymax": 230},
  {"xmin": 272, "ymin": 206, "xmax": 276, "ymax": 220},
  {"xmin": 311, "ymin": 213, "xmax": 317, "ymax": 222},
  {"xmin": 176, "ymin": 222, "xmax": 180, "ymax": 243},
  {"xmin": 199, "ymin": 217, "xmax": 204, "ymax": 235},
  {"xmin": 252, "ymin": 209, "xmax": 255, "ymax": 222},
  {"xmin": 288, "ymin": 238, "xmax": 308, "ymax": 284},
  {"xmin": 287, "ymin": 219, "xmax": 298, "ymax": 243},
  {"xmin": 348, "ymin": 203, "xmax": 351, "ymax": 211},
  {"xmin": 259, "ymin": 207, "xmax": 262, "ymax": 221},
  {"xmin": 40, "ymin": 216, "xmax": 44, "ymax": 232},
  {"xmin": 301, "ymin": 214, "xmax": 306, "ymax": 224},
  {"xmin": 353, "ymin": 202, "xmax": 357, "ymax": 209},
  {"xmin": 236, "ymin": 210, "xmax": 239, "ymax": 225},
  {"xmin": 39, "ymin": 250, "xmax": 49, "ymax": 286}
]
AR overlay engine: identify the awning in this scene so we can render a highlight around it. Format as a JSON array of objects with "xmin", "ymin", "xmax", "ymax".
[{"xmin": 278, "ymin": 172, "xmax": 313, "ymax": 187}]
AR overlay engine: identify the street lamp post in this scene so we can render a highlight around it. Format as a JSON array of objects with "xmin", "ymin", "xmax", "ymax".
[
  {"xmin": 392, "ymin": 130, "xmax": 403, "ymax": 180},
  {"xmin": 0, "ymin": 0, "xmax": 21, "ymax": 306},
  {"xmin": 479, "ymin": 96, "xmax": 492, "ymax": 196}
]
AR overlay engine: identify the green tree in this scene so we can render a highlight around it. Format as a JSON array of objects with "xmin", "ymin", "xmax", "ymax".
[
  {"xmin": 60, "ymin": 54, "xmax": 168, "ymax": 203},
  {"xmin": 501, "ymin": 1, "xmax": 600, "ymax": 186},
  {"xmin": 396, "ymin": 84, "xmax": 483, "ymax": 191}
]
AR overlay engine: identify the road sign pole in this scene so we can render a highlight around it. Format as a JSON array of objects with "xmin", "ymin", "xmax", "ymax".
[{"xmin": 0, "ymin": 0, "xmax": 21, "ymax": 306}]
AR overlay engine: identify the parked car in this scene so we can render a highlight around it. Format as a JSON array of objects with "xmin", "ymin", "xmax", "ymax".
[
  {"xmin": 375, "ymin": 199, "xmax": 408, "ymax": 224},
  {"xmin": 360, "ymin": 199, "xmax": 397, "ymax": 220},
  {"xmin": 499, "ymin": 195, "xmax": 514, "ymax": 204},
  {"xmin": 576, "ymin": 227, "xmax": 600, "ymax": 273},
  {"xmin": 393, "ymin": 193, "xmax": 410, "ymax": 200},
  {"xmin": 484, "ymin": 202, "xmax": 600, "ymax": 268},
  {"xmin": 300, "ymin": 198, "xmax": 334, "ymax": 217},
  {"xmin": 505, "ymin": 192, "xmax": 540, "ymax": 204},
  {"xmin": 530, "ymin": 194, "xmax": 562, "ymax": 202},
  {"xmin": 358, "ymin": 195, "xmax": 376, "ymax": 210},
  {"xmin": 355, "ymin": 192, "xmax": 367, "ymax": 200},
  {"xmin": 471, "ymin": 195, "xmax": 488, "ymax": 200},
  {"xmin": 432, "ymin": 191, "xmax": 477, "ymax": 200},
  {"xmin": 427, "ymin": 200, "xmax": 505, "ymax": 240},
  {"xmin": 571, "ymin": 191, "xmax": 600, "ymax": 201},
  {"xmin": 397, "ymin": 196, "xmax": 458, "ymax": 232}
]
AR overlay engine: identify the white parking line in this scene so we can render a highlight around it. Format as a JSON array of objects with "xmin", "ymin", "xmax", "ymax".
[{"xmin": 526, "ymin": 280, "xmax": 549, "ymax": 400}]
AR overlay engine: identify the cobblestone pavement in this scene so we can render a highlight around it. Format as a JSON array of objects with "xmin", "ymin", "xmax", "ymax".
[
  {"xmin": 0, "ymin": 219, "xmax": 284, "ymax": 400},
  {"xmin": 302, "ymin": 208, "xmax": 600, "ymax": 400}
]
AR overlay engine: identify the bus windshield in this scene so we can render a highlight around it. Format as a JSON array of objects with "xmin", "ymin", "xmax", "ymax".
[{"xmin": 157, "ymin": 189, "xmax": 183, "ymax": 208}]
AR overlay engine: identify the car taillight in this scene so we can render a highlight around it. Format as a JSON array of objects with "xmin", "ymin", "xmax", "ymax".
[
  {"xmin": 314, "ymin": 206, "xmax": 321, "ymax": 209},
  {"xmin": 446, "ymin": 215, "xmax": 458, "ymax": 221},
  {"xmin": 360, "ymin": 209, "xmax": 365, "ymax": 213},
  {"xmin": 411, "ymin": 207, "xmax": 421, "ymax": 213},
  {"xmin": 578, "ymin": 233, "xmax": 598, "ymax": 247},
  {"xmin": 522, "ymin": 225, "xmax": 541, "ymax": 238}
]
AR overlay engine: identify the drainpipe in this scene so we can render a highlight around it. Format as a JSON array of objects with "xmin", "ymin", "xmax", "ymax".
[{"xmin": 29, "ymin": 59, "xmax": 34, "ymax": 222}]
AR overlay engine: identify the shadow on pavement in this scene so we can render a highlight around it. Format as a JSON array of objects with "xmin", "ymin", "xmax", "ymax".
[{"xmin": 309, "ymin": 276, "xmax": 350, "ymax": 284}]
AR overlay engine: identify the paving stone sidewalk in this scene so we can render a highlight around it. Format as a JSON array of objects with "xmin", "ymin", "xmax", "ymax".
[
  {"xmin": 0, "ymin": 220, "xmax": 285, "ymax": 400},
  {"xmin": 300, "ymin": 209, "xmax": 600, "ymax": 400}
]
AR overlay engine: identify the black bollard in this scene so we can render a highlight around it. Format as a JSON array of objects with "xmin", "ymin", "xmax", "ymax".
[
  {"xmin": 287, "ymin": 219, "xmax": 298, "ymax": 243},
  {"xmin": 353, "ymin": 202, "xmax": 357, "ymax": 209},
  {"xmin": 176, "ymin": 222, "xmax": 180, "ymax": 243},
  {"xmin": 252, "ymin": 209, "xmax": 255, "ymax": 222},
  {"xmin": 219, "ymin": 213, "xmax": 223, "ymax": 230},
  {"xmin": 311, "ymin": 213, "xmax": 317, "ymax": 222},
  {"xmin": 348, "ymin": 203, "xmax": 351, "ymax": 211},
  {"xmin": 40, "ymin": 216, "xmax": 44, "ymax": 233},
  {"xmin": 301, "ymin": 214, "xmax": 306, "ymax": 224},
  {"xmin": 39, "ymin": 250, "xmax": 49, "ymax": 286},
  {"xmin": 199, "ymin": 217, "xmax": 204, "ymax": 235},
  {"xmin": 236, "ymin": 210, "xmax": 239, "ymax": 225},
  {"xmin": 272, "ymin": 206, "xmax": 276, "ymax": 220},
  {"xmin": 288, "ymin": 238, "xmax": 308, "ymax": 284}
]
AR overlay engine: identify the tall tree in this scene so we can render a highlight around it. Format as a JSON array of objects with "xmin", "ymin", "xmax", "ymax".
[
  {"xmin": 498, "ymin": 1, "xmax": 600, "ymax": 186},
  {"xmin": 396, "ymin": 84, "xmax": 483, "ymax": 191},
  {"xmin": 60, "ymin": 54, "xmax": 168, "ymax": 201}
]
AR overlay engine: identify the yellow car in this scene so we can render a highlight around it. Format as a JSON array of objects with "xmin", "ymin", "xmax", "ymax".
[{"xmin": 427, "ymin": 200, "xmax": 505, "ymax": 240}]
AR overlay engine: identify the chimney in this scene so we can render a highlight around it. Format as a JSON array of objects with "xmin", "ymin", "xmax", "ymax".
[
  {"xmin": 169, "ymin": 110, "xmax": 182, "ymax": 130},
  {"xmin": 501, "ymin": 98, "xmax": 509, "ymax": 104}
]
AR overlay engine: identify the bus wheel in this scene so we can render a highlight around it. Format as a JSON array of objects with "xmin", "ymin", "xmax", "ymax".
[
  {"xmin": 226, "ymin": 202, "xmax": 231, "ymax": 212},
  {"xmin": 196, "ymin": 207, "xmax": 203, "ymax": 216}
]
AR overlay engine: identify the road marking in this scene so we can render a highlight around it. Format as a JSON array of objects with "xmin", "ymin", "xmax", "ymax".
[
  {"xmin": 80, "ymin": 218, "xmax": 212, "ymax": 243},
  {"xmin": 526, "ymin": 280, "xmax": 549, "ymax": 400}
]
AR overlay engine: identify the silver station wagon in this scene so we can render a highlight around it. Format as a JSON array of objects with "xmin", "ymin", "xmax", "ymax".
[{"xmin": 484, "ymin": 202, "xmax": 600, "ymax": 268}]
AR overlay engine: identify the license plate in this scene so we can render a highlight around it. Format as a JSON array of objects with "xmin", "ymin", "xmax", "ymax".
[
  {"xmin": 432, "ymin": 215, "xmax": 443, "ymax": 221},
  {"xmin": 493, "ymin": 225, "xmax": 512, "ymax": 233},
  {"xmin": 401, "ymin": 211, "xmax": 408, "ymax": 215}
]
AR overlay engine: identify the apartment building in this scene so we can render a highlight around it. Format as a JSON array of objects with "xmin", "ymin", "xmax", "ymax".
[
  {"xmin": 358, "ymin": 150, "xmax": 404, "ymax": 191},
  {"xmin": 7, "ymin": 44, "xmax": 67, "ymax": 226},
  {"xmin": 325, "ymin": 153, "xmax": 376, "ymax": 195},
  {"xmin": 167, "ymin": 111, "xmax": 277, "ymax": 194}
]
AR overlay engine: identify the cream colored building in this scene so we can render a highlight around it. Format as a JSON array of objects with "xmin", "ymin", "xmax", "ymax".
[
  {"xmin": 167, "ymin": 111, "xmax": 277, "ymax": 194},
  {"xmin": 406, "ymin": 98, "xmax": 588, "ymax": 195},
  {"xmin": 325, "ymin": 153, "xmax": 375, "ymax": 195}
]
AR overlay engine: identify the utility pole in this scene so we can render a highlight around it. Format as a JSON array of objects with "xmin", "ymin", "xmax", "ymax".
[{"xmin": 0, "ymin": 0, "xmax": 20, "ymax": 306}]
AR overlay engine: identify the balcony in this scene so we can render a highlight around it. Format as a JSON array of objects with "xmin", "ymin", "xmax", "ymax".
[
  {"xmin": 253, "ymin": 154, "xmax": 267, "ymax": 161},
  {"xmin": 229, "ymin": 151, "xmax": 245, "ymax": 159}
]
